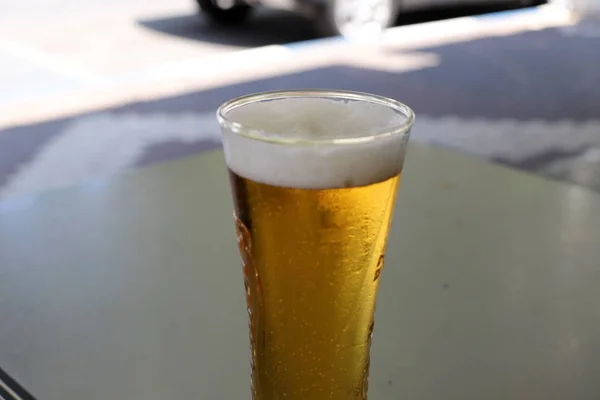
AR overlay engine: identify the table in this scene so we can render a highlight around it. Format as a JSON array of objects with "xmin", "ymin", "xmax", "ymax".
[{"xmin": 1, "ymin": 143, "xmax": 600, "ymax": 400}]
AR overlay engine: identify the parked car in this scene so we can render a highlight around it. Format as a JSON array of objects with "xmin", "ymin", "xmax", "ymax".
[
  {"xmin": 197, "ymin": 0, "xmax": 404, "ymax": 37},
  {"xmin": 197, "ymin": 0, "xmax": 534, "ymax": 38}
]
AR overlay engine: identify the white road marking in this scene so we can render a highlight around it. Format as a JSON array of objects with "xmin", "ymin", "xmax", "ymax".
[
  {"xmin": 415, "ymin": 117, "xmax": 600, "ymax": 164},
  {"xmin": 1, "ymin": 111, "xmax": 220, "ymax": 199},
  {"xmin": 3, "ymin": 113, "xmax": 600, "ymax": 199}
]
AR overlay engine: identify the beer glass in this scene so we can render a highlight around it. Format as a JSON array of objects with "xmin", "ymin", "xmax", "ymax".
[{"xmin": 217, "ymin": 90, "xmax": 414, "ymax": 400}]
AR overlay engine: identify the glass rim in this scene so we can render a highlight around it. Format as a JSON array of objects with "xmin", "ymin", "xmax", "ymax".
[{"xmin": 216, "ymin": 89, "xmax": 415, "ymax": 145}]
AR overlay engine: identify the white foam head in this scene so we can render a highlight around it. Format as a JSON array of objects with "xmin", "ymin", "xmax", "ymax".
[{"xmin": 218, "ymin": 92, "xmax": 413, "ymax": 189}]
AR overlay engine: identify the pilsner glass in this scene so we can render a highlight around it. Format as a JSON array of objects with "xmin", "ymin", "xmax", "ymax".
[{"xmin": 217, "ymin": 90, "xmax": 414, "ymax": 400}]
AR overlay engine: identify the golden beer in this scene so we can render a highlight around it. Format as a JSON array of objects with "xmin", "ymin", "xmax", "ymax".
[{"xmin": 218, "ymin": 90, "xmax": 414, "ymax": 400}]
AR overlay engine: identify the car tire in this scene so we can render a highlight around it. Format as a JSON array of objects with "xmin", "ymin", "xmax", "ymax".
[
  {"xmin": 196, "ymin": 0, "xmax": 253, "ymax": 25},
  {"xmin": 316, "ymin": 0, "xmax": 397, "ymax": 38}
]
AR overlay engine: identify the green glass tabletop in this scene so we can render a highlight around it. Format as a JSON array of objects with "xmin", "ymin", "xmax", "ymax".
[{"xmin": 1, "ymin": 143, "xmax": 600, "ymax": 400}]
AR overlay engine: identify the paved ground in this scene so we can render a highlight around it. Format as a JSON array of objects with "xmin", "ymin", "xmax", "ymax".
[
  {"xmin": 1, "ymin": 2, "xmax": 600, "ymax": 199},
  {"xmin": 0, "ymin": 0, "xmax": 261, "ymax": 106},
  {"xmin": 0, "ymin": 0, "xmax": 526, "ymax": 108}
]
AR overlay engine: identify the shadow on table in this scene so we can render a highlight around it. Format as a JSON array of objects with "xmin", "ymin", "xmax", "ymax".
[
  {"xmin": 136, "ymin": 3, "xmax": 532, "ymax": 47},
  {"xmin": 2, "ymin": 24, "xmax": 600, "ymax": 198}
]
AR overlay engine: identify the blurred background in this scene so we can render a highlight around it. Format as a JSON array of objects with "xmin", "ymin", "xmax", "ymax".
[{"xmin": 1, "ymin": 0, "xmax": 599, "ymax": 199}]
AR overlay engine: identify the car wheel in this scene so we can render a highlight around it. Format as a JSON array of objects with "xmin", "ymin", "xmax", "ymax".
[
  {"xmin": 317, "ymin": 0, "xmax": 397, "ymax": 38},
  {"xmin": 196, "ymin": 0, "xmax": 253, "ymax": 25}
]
